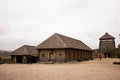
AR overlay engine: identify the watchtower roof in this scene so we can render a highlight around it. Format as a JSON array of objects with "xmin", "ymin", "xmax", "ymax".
[{"xmin": 100, "ymin": 33, "xmax": 115, "ymax": 40}]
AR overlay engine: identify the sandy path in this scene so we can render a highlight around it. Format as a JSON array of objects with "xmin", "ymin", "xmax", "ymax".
[{"xmin": 0, "ymin": 58, "xmax": 120, "ymax": 80}]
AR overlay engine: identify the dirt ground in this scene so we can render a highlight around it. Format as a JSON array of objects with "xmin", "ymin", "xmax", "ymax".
[{"xmin": 0, "ymin": 58, "xmax": 120, "ymax": 80}]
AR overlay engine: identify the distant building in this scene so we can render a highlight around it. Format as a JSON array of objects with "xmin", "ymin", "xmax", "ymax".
[
  {"xmin": 92, "ymin": 49, "xmax": 99, "ymax": 58},
  {"xmin": 11, "ymin": 45, "xmax": 38, "ymax": 63},
  {"xmin": 37, "ymin": 33, "xmax": 92, "ymax": 62},
  {"xmin": 0, "ymin": 50, "xmax": 11, "ymax": 64},
  {"xmin": 99, "ymin": 33, "xmax": 115, "ymax": 58}
]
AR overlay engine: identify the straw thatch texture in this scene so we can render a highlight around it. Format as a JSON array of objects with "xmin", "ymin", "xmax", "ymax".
[
  {"xmin": 11, "ymin": 45, "xmax": 38, "ymax": 56},
  {"xmin": 37, "ymin": 33, "xmax": 91, "ymax": 51},
  {"xmin": 100, "ymin": 32, "xmax": 115, "ymax": 40}
]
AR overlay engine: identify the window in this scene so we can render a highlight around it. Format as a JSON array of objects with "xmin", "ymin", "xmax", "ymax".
[
  {"xmin": 59, "ymin": 54, "xmax": 62, "ymax": 56},
  {"xmin": 42, "ymin": 54, "xmax": 45, "ymax": 57}
]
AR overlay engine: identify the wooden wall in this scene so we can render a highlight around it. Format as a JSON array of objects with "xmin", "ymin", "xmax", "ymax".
[
  {"xmin": 39, "ymin": 49, "xmax": 65, "ymax": 62},
  {"xmin": 65, "ymin": 49, "xmax": 92, "ymax": 62}
]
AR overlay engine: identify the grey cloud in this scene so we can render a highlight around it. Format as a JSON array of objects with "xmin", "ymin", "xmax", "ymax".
[
  {"xmin": 0, "ymin": 0, "xmax": 120, "ymax": 50},
  {"xmin": 0, "ymin": 25, "xmax": 10, "ymax": 36},
  {"xmin": 59, "ymin": 0, "xmax": 88, "ymax": 13}
]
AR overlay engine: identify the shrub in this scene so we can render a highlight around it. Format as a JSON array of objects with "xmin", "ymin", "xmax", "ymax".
[
  {"xmin": 77, "ymin": 58, "xmax": 89, "ymax": 62},
  {"xmin": 113, "ymin": 61, "xmax": 120, "ymax": 65}
]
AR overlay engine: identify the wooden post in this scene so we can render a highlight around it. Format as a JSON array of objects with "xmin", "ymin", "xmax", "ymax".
[
  {"xmin": 23, "ymin": 56, "xmax": 27, "ymax": 64},
  {"xmin": 13, "ymin": 56, "xmax": 16, "ymax": 63},
  {"xmin": 38, "ymin": 49, "xmax": 40, "ymax": 62}
]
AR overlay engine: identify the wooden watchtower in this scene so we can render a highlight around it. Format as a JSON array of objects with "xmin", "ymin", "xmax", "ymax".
[{"xmin": 99, "ymin": 33, "xmax": 115, "ymax": 58}]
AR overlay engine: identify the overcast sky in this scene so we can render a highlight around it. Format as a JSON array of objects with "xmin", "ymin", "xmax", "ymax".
[{"xmin": 0, "ymin": 0, "xmax": 120, "ymax": 51}]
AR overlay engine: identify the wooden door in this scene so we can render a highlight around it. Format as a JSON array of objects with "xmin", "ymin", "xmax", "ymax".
[{"xmin": 49, "ymin": 53, "xmax": 54, "ymax": 60}]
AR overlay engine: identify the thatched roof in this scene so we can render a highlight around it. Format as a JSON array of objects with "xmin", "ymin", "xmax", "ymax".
[
  {"xmin": 11, "ymin": 45, "xmax": 38, "ymax": 56},
  {"xmin": 100, "ymin": 33, "xmax": 115, "ymax": 40},
  {"xmin": 37, "ymin": 33, "xmax": 92, "ymax": 51}
]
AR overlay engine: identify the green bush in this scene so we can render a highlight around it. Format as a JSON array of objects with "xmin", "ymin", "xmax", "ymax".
[
  {"xmin": 111, "ymin": 49, "xmax": 120, "ymax": 58},
  {"xmin": 117, "ymin": 54, "xmax": 120, "ymax": 59},
  {"xmin": 77, "ymin": 58, "xmax": 83, "ymax": 62},
  {"xmin": 77, "ymin": 58, "xmax": 90, "ymax": 62}
]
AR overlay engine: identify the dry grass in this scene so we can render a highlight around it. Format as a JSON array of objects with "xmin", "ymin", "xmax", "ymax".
[{"xmin": 0, "ymin": 58, "xmax": 120, "ymax": 80}]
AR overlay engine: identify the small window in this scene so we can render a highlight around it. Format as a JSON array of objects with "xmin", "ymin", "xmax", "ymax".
[
  {"xmin": 42, "ymin": 54, "xmax": 45, "ymax": 57},
  {"xmin": 59, "ymin": 54, "xmax": 62, "ymax": 56}
]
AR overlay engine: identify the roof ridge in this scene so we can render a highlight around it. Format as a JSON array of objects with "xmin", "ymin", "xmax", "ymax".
[
  {"xmin": 56, "ymin": 33, "xmax": 81, "ymax": 42},
  {"xmin": 23, "ymin": 45, "xmax": 29, "ymax": 55},
  {"xmin": 55, "ymin": 34, "xmax": 67, "ymax": 47},
  {"xmin": 23, "ymin": 45, "xmax": 35, "ymax": 47}
]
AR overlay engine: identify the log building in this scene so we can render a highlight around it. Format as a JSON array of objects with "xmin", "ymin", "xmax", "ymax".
[
  {"xmin": 11, "ymin": 45, "xmax": 38, "ymax": 63},
  {"xmin": 37, "ymin": 33, "xmax": 92, "ymax": 62},
  {"xmin": 99, "ymin": 33, "xmax": 115, "ymax": 58}
]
